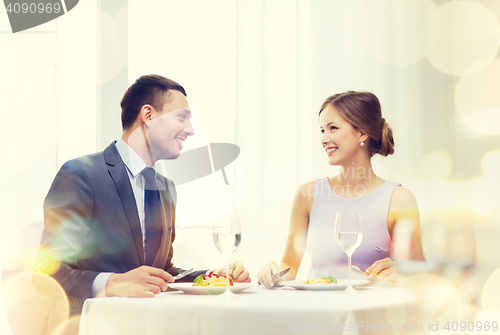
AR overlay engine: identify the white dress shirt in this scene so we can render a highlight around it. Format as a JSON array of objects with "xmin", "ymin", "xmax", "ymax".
[{"xmin": 92, "ymin": 139, "xmax": 154, "ymax": 297}]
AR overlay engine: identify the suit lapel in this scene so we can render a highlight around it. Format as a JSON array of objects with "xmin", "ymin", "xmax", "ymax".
[{"xmin": 104, "ymin": 142, "xmax": 145, "ymax": 265}]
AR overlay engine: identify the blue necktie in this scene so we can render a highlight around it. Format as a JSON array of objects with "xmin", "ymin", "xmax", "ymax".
[{"xmin": 142, "ymin": 167, "xmax": 162, "ymax": 266}]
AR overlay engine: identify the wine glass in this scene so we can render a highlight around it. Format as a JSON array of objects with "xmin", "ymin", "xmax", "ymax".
[
  {"xmin": 213, "ymin": 211, "xmax": 242, "ymax": 298},
  {"xmin": 334, "ymin": 211, "xmax": 363, "ymax": 294}
]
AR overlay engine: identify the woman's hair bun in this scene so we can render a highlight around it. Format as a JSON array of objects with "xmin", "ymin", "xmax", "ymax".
[{"xmin": 379, "ymin": 118, "xmax": 395, "ymax": 157}]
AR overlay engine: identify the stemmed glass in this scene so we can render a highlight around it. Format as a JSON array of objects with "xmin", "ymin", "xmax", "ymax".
[
  {"xmin": 213, "ymin": 211, "xmax": 241, "ymax": 298},
  {"xmin": 334, "ymin": 211, "xmax": 363, "ymax": 294}
]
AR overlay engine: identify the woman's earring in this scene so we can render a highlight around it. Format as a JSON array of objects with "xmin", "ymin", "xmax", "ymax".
[{"xmin": 360, "ymin": 141, "xmax": 365, "ymax": 147}]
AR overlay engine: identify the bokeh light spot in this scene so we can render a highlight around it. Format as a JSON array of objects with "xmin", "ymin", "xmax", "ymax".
[
  {"xmin": 399, "ymin": 273, "xmax": 461, "ymax": 321},
  {"xmin": 421, "ymin": 151, "xmax": 453, "ymax": 180},
  {"xmin": 481, "ymin": 268, "xmax": 500, "ymax": 310},
  {"xmin": 467, "ymin": 176, "xmax": 500, "ymax": 217},
  {"xmin": 435, "ymin": 305, "xmax": 482, "ymax": 335},
  {"xmin": 480, "ymin": 0, "xmax": 500, "ymax": 25},
  {"xmin": 2, "ymin": 280, "xmax": 20, "ymax": 312},
  {"xmin": 475, "ymin": 309, "xmax": 500, "ymax": 335},
  {"xmin": 455, "ymin": 59, "xmax": 500, "ymax": 135},
  {"xmin": 427, "ymin": 1, "xmax": 500, "ymax": 76},
  {"xmin": 3, "ymin": 273, "xmax": 69, "ymax": 335},
  {"xmin": 3, "ymin": 244, "xmax": 22, "ymax": 272},
  {"xmin": 21, "ymin": 247, "xmax": 40, "ymax": 272},
  {"xmin": 34, "ymin": 247, "xmax": 61, "ymax": 276},
  {"xmin": 50, "ymin": 315, "xmax": 84, "ymax": 335},
  {"xmin": 481, "ymin": 150, "xmax": 500, "ymax": 179},
  {"xmin": 416, "ymin": 180, "xmax": 466, "ymax": 212}
]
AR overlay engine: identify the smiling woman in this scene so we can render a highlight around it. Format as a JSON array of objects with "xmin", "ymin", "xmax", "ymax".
[
  {"xmin": 320, "ymin": 92, "xmax": 394, "ymax": 160},
  {"xmin": 258, "ymin": 91, "xmax": 424, "ymax": 288}
]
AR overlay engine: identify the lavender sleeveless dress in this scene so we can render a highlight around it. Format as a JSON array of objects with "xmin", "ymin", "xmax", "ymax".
[{"xmin": 306, "ymin": 178, "xmax": 400, "ymax": 279}]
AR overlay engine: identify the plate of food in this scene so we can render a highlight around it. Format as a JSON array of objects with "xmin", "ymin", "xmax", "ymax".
[
  {"xmin": 281, "ymin": 277, "xmax": 370, "ymax": 291},
  {"xmin": 168, "ymin": 272, "xmax": 253, "ymax": 295}
]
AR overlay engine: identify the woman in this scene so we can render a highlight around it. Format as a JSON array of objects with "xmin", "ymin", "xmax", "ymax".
[{"xmin": 257, "ymin": 91, "xmax": 424, "ymax": 288}]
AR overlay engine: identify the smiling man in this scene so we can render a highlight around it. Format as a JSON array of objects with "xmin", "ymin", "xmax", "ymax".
[{"xmin": 37, "ymin": 75, "xmax": 250, "ymax": 314}]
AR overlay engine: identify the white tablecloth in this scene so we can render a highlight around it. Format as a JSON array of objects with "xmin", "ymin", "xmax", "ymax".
[{"xmin": 78, "ymin": 286, "xmax": 419, "ymax": 335}]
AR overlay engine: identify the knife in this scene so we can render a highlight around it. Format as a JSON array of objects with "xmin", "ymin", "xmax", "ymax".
[
  {"xmin": 170, "ymin": 267, "xmax": 195, "ymax": 282},
  {"xmin": 257, "ymin": 267, "xmax": 291, "ymax": 286},
  {"xmin": 273, "ymin": 267, "xmax": 291, "ymax": 279}
]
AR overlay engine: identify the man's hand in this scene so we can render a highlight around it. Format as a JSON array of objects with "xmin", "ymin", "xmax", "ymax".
[
  {"xmin": 216, "ymin": 261, "xmax": 251, "ymax": 283},
  {"xmin": 105, "ymin": 266, "xmax": 174, "ymax": 297}
]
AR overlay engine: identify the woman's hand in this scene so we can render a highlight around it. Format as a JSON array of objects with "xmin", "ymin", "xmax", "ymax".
[
  {"xmin": 215, "ymin": 261, "xmax": 251, "ymax": 283},
  {"xmin": 365, "ymin": 257, "xmax": 401, "ymax": 284},
  {"xmin": 257, "ymin": 261, "xmax": 281, "ymax": 288}
]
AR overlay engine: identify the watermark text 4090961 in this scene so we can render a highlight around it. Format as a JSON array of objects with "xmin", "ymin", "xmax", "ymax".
[{"xmin": 3, "ymin": 0, "xmax": 79, "ymax": 33}]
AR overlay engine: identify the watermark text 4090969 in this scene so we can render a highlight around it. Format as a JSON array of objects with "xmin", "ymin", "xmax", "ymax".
[
  {"xmin": 289, "ymin": 320, "xmax": 499, "ymax": 332},
  {"xmin": 3, "ymin": 0, "xmax": 79, "ymax": 33}
]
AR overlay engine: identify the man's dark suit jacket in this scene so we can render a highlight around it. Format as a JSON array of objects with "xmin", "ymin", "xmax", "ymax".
[{"xmin": 37, "ymin": 142, "xmax": 204, "ymax": 312}]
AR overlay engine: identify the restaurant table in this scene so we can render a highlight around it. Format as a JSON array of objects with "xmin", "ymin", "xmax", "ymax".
[{"xmin": 78, "ymin": 285, "xmax": 420, "ymax": 335}]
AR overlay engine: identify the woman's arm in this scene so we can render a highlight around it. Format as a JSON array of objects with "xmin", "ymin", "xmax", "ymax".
[
  {"xmin": 280, "ymin": 181, "xmax": 314, "ymax": 277},
  {"xmin": 365, "ymin": 186, "xmax": 424, "ymax": 284},
  {"xmin": 257, "ymin": 181, "xmax": 314, "ymax": 288},
  {"xmin": 388, "ymin": 186, "xmax": 424, "ymax": 260}
]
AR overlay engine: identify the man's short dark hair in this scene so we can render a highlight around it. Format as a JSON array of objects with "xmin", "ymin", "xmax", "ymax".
[{"xmin": 120, "ymin": 75, "xmax": 187, "ymax": 130}]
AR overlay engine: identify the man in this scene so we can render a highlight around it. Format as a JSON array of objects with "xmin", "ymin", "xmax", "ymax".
[{"xmin": 37, "ymin": 75, "xmax": 250, "ymax": 313}]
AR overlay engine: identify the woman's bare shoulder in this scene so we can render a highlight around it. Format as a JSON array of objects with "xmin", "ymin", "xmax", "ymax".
[
  {"xmin": 293, "ymin": 180, "xmax": 317, "ymax": 208},
  {"xmin": 391, "ymin": 186, "xmax": 419, "ymax": 211},
  {"xmin": 297, "ymin": 180, "xmax": 316, "ymax": 193}
]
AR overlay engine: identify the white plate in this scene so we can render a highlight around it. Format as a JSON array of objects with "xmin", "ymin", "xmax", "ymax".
[
  {"xmin": 168, "ymin": 283, "xmax": 253, "ymax": 295},
  {"xmin": 281, "ymin": 279, "xmax": 370, "ymax": 291}
]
